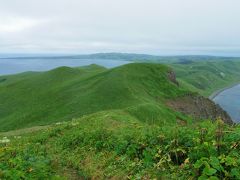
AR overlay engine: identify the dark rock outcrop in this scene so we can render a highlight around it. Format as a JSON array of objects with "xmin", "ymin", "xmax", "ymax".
[
  {"xmin": 167, "ymin": 70, "xmax": 179, "ymax": 86},
  {"xmin": 166, "ymin": 94, "xmax": 233, "ymax": 124}
]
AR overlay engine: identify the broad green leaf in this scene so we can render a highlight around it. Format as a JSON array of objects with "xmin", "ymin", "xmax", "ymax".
[
  {"xmin": 209, "ymin": 176, "xmax": 219, "ymax": 180},
  {"xmin": 194, "ymin": 160, "xmax": 203, "ymax": 168},
  {"xmin": 231, "ymin": 168, "xmax": 240, "ymax": 177},
  {"xmin": 209, "ymin": 156, "xmax": 222, "ymax": 171},
  {"xmin": 203, "ymin": 167, "xmax": 217, "ymax": 176}
]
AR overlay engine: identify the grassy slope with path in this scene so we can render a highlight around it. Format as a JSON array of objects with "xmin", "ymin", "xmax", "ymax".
[
  {"xmin": 1, "ymin": 110, "xmax": 240, "ymax": 179},
  {"xmin": 1, "ymin": 61, "xmax": 240, "ymax": 179}
]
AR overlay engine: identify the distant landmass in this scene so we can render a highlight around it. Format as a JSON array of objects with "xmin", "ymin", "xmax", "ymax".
[{"xmin": 1, "ymin": 52, "xmax": 240, "ymax": 62}]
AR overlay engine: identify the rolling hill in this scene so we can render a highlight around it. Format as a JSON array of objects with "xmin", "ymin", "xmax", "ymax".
[
  {"xmin": 171, "ymin": 60, "xmax": 240, "ymax": 96},
  {"xmin": 0, "ymin": 63, "xmax": 231, "ymax": 132},
  {"xmin": 0, "ymin": 62, "xmax": 239, "ymax": 179}
]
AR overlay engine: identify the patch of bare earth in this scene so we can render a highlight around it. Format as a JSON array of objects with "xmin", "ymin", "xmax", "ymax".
[{"xmin": 166, "ymin": 94, "xmax": 233, "ymax": 124}]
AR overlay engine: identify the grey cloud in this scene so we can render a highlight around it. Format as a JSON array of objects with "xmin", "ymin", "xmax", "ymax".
[{"xmin": 0, "ymin": 0, "xmax": 240, "ymax": 55}]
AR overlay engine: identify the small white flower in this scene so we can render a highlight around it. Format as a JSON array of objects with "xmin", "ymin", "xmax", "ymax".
[
  {"xmin": 14, "ymin": 136, "xmax": 21, "ymax": 139},
  {"xmin": 0, "ymin": 137, "xmax": 10, "ymax": 143}
]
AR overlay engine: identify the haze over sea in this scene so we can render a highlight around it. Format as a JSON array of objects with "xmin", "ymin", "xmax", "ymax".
[{"xmin": 0, "ymin": 54, "xmax": 129, "ymax": 75}]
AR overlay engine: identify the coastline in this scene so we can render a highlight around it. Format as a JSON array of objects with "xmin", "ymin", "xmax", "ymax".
[{"xmin": 209, "ymin": 82, "xmax": 240, "ymax": 100}]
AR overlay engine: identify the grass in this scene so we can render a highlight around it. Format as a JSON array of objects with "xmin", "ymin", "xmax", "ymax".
[
  {"xmin": 2, "ymin": 60, "xmax": 240, "ymax": 131},
  {"xmin": 170, "ymin": 60, "xmax": 240, "ymax": 96},
  {"xmin": 1, "ymin": 60, "xmax": 240, "ymax": 178},
  {"xmin": 0, "ymin": 63, "xmax": 188, "ymax": 132},
  {"xmin": 1, "ymin": 110, "xmax": 240, "ymax": 179}
]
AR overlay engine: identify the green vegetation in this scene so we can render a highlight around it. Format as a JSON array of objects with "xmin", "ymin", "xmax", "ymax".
[
  {"xmin": 1, "ymin": 110, "xmax": 240, "ymax": 179},
  {"xmin": 1, "ymin": 61, "xmax": 240, "ymax": 179},
  {"xmin": 0, "ymin": 63, "xmax": 189, "ymax": 132},
  {"xmin": 170, "ymin": 60, "xmax": 240, "ymax": 96}
]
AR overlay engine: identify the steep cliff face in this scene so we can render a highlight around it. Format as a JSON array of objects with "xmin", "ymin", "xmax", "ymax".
[
  {"xmin": 166, "ymin": 94, "xmax": 233, "ymax": 124},
  {"xmin": 165, "ymin": 68, "xmax": 233, "ymax": 124}
]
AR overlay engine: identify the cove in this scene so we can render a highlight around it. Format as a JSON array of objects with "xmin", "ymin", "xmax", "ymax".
[{"xmin": 212, "ymin": 84, "xmax": 240, "ymax": 123}]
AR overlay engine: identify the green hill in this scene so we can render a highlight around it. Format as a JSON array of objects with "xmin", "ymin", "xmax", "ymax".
[
  {"xmin": 0, "ymin": 62, "xmax": 239, "ymax": 179},
  {"xmin": 170, "ymin": 60, "xmax": 240, "ymax": 96},
  {"xmin": 0, "ymin": 63, "xmax": 190, "ymax": 131},
  {"xmin": 1, "ymin": 62, "xmax": 231, "ymax": 132}
]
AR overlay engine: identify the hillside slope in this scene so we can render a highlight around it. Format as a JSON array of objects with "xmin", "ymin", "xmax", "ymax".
[
  {"xmin": 171, "ymin": 60, "xmax": 240, "ymax": 96},
  {"xmin": 0, "ymin": 62, "xmax": 238, "ymax": 179},
  {"xmin": 0, "ymin": 110, "xmax": 239, "ymax": 179},
  {"xmin": 0, "ymin": 63, "xmax": 231, "ymax": 131}
]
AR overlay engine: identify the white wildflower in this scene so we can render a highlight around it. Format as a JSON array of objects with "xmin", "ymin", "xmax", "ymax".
[
  {"xmin": 14, "ymin": 136, "xmax": 21, "ymax": 139},
  {"xmin": 55, "ymin": 122, "xmax": 62, "ymax": 125},
  {"xmin": 0, "ymin": 137, "xmax": 10, "ymax": 143}
]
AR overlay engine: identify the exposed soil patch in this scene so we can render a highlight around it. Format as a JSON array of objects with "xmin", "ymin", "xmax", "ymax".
[{"xmin": 166, "ymin": 94, "xmax": 233, "ymax": 124}]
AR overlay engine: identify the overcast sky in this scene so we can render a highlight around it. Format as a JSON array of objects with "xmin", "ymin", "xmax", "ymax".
[{"xmin": 0, "ymin": 0, "xmax": 240, "ymax": 55}]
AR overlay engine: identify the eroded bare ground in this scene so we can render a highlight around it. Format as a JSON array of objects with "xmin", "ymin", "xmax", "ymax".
[{"xmin": 166, "ymin": 94, "xmax": 233, "ymax": 124}]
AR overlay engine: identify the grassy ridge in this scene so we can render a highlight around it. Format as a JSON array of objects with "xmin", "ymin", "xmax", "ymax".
[
  {"xmin": 0, "ymin": 64, "xmax": 107, "ymax": 131},
  {"xmin": 2, "ymin": 60, "xmax": 240, "ymax": 131},
  {"xmin": 0, "ymin": 63, "xmax": 188, "ymax": 131},
  {"xmin": 1, "ymin": 61, "xmax": 240, "ymax": 179}
]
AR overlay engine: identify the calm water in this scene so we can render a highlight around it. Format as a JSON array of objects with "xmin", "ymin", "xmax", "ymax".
[
  {"xmin": 213, "ymin": 84, "xmax": 240, "ymax": 123},
  {"xmin": 0, "ymin": 57, "xmax": 130, "ymax": 75}
]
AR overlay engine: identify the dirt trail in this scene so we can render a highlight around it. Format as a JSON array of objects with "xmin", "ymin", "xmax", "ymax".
[{"xmin": 0, "ymin": 125, "xmax": 50, "ymax": 137}]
